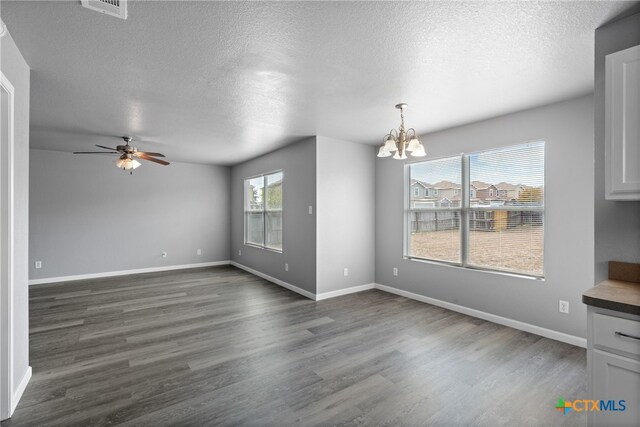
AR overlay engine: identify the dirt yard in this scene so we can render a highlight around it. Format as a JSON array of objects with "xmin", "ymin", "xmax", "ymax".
[{"xmin": 410, "ymin": 226, "xmax": 543, "ymax": 275}]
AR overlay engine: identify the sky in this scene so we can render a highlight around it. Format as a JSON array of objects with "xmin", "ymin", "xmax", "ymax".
[{"xmin": 411, "ymin": 142, "xmax": 545, "ymax": 187}]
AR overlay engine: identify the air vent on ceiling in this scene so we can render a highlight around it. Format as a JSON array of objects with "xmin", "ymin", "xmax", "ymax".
[{"xmin": 81, "ymin": 0, "xmax": 127, "ymax": 20}]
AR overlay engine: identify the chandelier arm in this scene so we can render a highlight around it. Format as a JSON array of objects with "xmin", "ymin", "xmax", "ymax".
[{"xmin": 406, "ymin": 128, "xmax": 419, "ymax": 139}]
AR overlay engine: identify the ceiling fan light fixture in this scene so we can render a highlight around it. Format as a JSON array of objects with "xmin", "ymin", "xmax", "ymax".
[
  {"xmin": 74, "ymin": 136, "xmax": 170, "ymax": 171},
  {"xmin": 116, "ymin": 156, "xmax": 141, "ymax": 170}
]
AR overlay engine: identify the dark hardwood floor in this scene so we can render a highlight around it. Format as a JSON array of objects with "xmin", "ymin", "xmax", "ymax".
[{"xmin": 2, "ymin": 266, "xmax": 586, "ymax": 426}]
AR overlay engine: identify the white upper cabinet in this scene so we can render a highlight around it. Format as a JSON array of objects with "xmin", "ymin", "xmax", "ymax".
[{"xmin": 606, "ymin": 44, "xmax": 640, "ymax": 200}]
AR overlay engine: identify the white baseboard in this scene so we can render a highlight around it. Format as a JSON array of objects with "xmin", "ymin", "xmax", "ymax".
[
  {"xmin": 28, "ymin": 261, "xmax": 231, "ymax": 286},
  {"xmin": 10, "ymin": 366, "xmax": 31, "ymax": 416},
  {"xmin": 375, "ymin": 283, "xmax": 586, "ymax": 348},
  {"xmin": 230, "ymin": 261, "xmax": 316, "ymax": 300},
  {"xmin": 315, "ymin": 283, "xmax": 376, "ymax": 301}
]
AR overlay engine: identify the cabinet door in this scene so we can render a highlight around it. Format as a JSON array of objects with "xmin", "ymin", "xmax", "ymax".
[
  {"xmin": 591, "ymin": 349, "xmax": 640, "ymax": 426},
  {"xmin": 605, "ymin": 44, "xmax": 640, "ymax": 200}
]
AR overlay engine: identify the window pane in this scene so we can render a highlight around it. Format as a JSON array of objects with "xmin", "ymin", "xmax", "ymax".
[
  {"xmin": 469, "ymin": 142, "xmax": 544, "ymax": 207},
  {"xmin": 468, "ymin": 210, "xmax": 543, "ymax": 276},
  {"xmin": 246, "ymin": 176, "xmax": 264, "ymax": 211},
  {"xmin": 265, "ymin": 212, "xmax": 282, "ymax": 250},
  {"xmin": 408, "ymin": 211, "xmax": 461, "ymax": 263},
  {"xmin": 468, "ymin": 142, "xmax": 544, "ymax": 275},
  {"xmin": 244, "ymin": 171, "xmax": 283, "ymax": 252},
  {"xmin": 409, "ymin": 156, "xmax": 462, "ymax": 263},
  {"xmin": 410, "ymin": 156, "xmax": 462, "ymax": 208},
  {"xmin": 266, "ymin": 171, "xmax": 283, "ymax": 210},
  {"xmin": 245, "ymin": 212, "xmax": 264, "ymax": 246}
]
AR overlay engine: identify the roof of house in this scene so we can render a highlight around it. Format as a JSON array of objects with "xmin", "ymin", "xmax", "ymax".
[
  {"xmin": 471, "ymin": 181, "xmax": 493, "ymax": 189},
  {"xmin": 411, "ymin": 179, "xmax": 431, "ymax": 188},
  {"xmin": 432, "ymin": 180, "xmax": 461, "ymax": 189},
  {"xmin": 495, "ymin": 182, "xmax": 522, "ymax": 190}
]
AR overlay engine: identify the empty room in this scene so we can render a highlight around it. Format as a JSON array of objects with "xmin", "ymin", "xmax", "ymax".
[{"xmin": 1, "ymin": 1, "xmax": 639, "ymax": 426}]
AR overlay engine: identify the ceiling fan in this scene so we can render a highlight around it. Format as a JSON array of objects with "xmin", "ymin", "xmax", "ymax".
[{"xmin": 74, "ymin": 136, "xmax": 170, "ymax": 172}]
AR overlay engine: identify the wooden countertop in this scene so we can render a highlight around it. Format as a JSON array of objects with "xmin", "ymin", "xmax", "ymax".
[
  {"xmin": 583, "ymin": 279, "xmax": 640, "ymax": 316},
  {"xmin": 582, "ymin": 262, "xmax": 640, "ymax": 316}
]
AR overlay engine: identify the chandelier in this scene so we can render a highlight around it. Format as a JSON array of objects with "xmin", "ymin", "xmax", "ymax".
[{"xmin": 377, "ymin": 103, "xmax": 426, "ymax": 159}]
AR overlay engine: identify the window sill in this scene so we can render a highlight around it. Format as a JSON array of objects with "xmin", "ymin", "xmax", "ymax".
[
  {"xmin": 404, "ymin": 256, "xmax": 545, "ymax": 282},
  {"xmin": 244, "ymin": 243, "xmax": 283, "ymax": 254}
]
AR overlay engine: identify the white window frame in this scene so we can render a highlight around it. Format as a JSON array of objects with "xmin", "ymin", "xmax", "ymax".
[
  {"xmin": 244, "ymin": 170, "xmax": 283, "ymax": 252},
  {"xmin": 405, "ymin": 142, "xmax": 545, "ymax": 279}
]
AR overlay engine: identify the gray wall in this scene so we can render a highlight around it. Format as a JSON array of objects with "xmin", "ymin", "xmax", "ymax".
[
  {"xmin": 29, "ymin": 149, "xmax": 230, "ymax": 279},
  {"xmin": 594, "ymin": 13, "xmax": 640, "ymax": 284},
  {"xmin": 375, "ymin": 95, "xmax": 594, "ymax": 339},
  {"xmin": 316, "ymin": 136, "xmax": 375, "ymax": 294},
  {"xmin": 1, "ymin": 30, "xmax": 30, "ymax": 406},
  {"xmin": 230, "ymin": 137, "xmax": 317, "ymax": 294}
]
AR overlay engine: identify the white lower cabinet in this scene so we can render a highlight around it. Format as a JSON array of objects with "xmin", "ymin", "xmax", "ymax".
[
  {"xmin": 587, "ymin": 306, "xmax": 640, "ymax": 426},
  {"xmin": 591, "ymin": 349, "xmax": 640, "ymax": 426}
]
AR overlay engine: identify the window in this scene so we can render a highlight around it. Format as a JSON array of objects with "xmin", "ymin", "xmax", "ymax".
[
  {"xmin": 407, "ymin": 142, "xmax": 544, "ymax": 277},
  {"xmin": 244, "ymin": 171, "xmax": 283, "ymax": 251},
  {"xmin": 413, "ymin": 187, "xmax": 420, "ymax": 197}
]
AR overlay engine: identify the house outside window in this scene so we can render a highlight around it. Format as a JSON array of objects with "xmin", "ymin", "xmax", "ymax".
[
  {"xmin": 244, "ymin": 170, "xmax": 283, "ymax": 251},
  {"xmin": 406, "ymin": 142, "xmax": 545, "ymax": 277}
]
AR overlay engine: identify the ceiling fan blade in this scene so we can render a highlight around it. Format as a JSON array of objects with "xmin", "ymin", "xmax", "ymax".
[
  {"xmin": 95, "ymin": 144, "xmax": 120, "ymax": 151},
  {"xmin": 74, "ymin": 151, "xmax": 119, "ymax": 154},
  {"xmin": 136, "ymin": 151, "xmax": 166, "ymax": 158},
  {"xmin": 135, "ymin": 152, "xmax": 170, "ymax": 165}
]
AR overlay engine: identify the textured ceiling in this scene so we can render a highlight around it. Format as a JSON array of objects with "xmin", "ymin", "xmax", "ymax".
[{"xmin": 1, "ymin": 1, "xmax": 637, "ymax": 164}]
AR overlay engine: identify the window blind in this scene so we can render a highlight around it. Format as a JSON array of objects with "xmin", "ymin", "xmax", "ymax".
[
  {"xmin": 468, "ymin": 142, "xmax": 544, "ymax": 276},
  {"xmin": 407, "ymin": 141, "xmax": 545, "ymax": 277}
]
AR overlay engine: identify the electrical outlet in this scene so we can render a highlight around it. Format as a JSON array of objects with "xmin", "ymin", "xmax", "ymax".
[
  {"xmin": 162, "ymin": 252, "xmax": 167, "ymax": 258},
  {"xmin": 285, "ymin": 263, "xmax": 289, "ymax": 272},
  {"xmin": 393, "ymin": 267, "xmax": 398, "ymax": 276},
  {"xmin": 238, "ymin": 249, "xmax": 242, "ymax": 256},
  {"xmin": 35, "ymin": 261, "xmax": 42, "ymax": 269},
  {"xmin": 559, "ymin": 300, "xmax": 569, "ymax": 314},
  {"xmin": 308, "ymin": 205, "xmax": 313, "ymax": 215},
  {"xmin": 197, "ymin": 249, "xmax": 202, "ymax": 255},
  {"xmin": 343, "ymin": 268, "xmax": 349, "ymax": 277}
]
